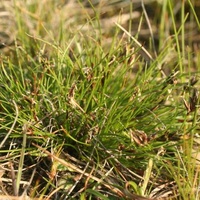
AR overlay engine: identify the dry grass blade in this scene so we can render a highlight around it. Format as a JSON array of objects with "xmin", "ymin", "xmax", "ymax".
[
  {"xmin": 32, "ymin": 143, "xmax": 125, "ymax": 198},
  {"xmin": 141, "ymin": 0, "xmax": 157, "ymax": 57},
  {"xmin": 0, "ymin": 195, "xmax": 38, "ymax": 200},
  {"xmin": 32, "ymin": 143, "xmax": 156, "ymax": 199},
  {"xmin": 115, "ymin": 22, "xmax": 153, "ymax": 63}
]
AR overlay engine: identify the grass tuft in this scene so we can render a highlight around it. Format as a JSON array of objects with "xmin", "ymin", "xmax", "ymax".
[{"xmin": 0, "ymin": 0, "xmax": 200, "ymax": 199}]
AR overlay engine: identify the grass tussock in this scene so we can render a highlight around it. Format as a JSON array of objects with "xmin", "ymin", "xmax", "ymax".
[{"xmin": 0, "ymin": 0, "xmax": 200, "ymax": 199}]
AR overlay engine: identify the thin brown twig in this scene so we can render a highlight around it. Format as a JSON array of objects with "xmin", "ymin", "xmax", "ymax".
[{"xmin": 9, "ymin": 162, "xmax": 17, "ymax": 196}]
